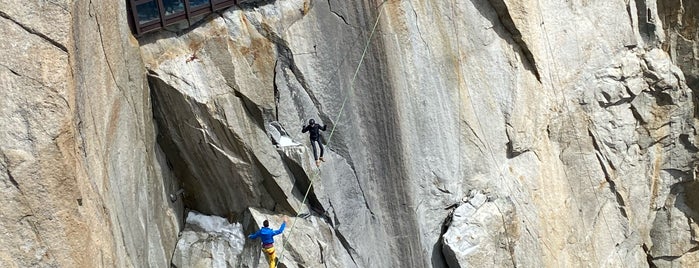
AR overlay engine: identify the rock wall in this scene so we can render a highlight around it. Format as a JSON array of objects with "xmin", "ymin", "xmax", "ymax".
[
  {"xmin": 659, "ymin": 0, "xmax": 698, "ymax": 91},
  {"xmin": 1, "ymin": 0, "xmax": 698, "ymax": 267},
  {"xmin": 0, "ymin": 0, "xmax": 180, "ymax": 267},
  {"xmin": 72, "ymin": 0, "xmax": 183, "ymax": 266},
  {"xmin": 0, "ymin": 0, "xmax": 81, "ymax": 266},
  {"xmin": 142, "ymin": 0, "xmax": 698, "ymax": 267}
]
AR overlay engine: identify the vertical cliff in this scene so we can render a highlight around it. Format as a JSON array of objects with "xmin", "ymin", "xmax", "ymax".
[
  {"xmin": 659, "ymin": 0, "xmax": 698, "ymax": 91},
  {"xmin": 141, "ymin": 0, "xmax": 698, "ymax": 267},
  {"xmin": 1, "ymin": 0, "xmax": 180, "ymax": 267},
  {"xmin": 1, "ymin": 0, "xmax": 698, "ymax": 267}
]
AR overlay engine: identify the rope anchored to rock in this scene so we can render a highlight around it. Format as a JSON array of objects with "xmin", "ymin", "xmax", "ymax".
[{"xmin": 276, "ymin": 2, "xmax": 387, "ymax": 266}]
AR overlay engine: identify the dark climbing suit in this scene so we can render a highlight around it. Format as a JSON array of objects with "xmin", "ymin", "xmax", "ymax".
[{"xmin": 302, "ymin": 123, "xmax": 327, "ymax": 160}]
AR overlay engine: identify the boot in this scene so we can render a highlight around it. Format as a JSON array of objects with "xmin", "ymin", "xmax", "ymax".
[{"xmin": 319, "ymin": 157, "xmax": 325, "ymax": 162}]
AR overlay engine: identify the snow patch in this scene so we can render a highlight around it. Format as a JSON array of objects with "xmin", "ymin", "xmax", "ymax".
[
  {"xmin": 278, "ymin": 136, "xmax": 301, "ymax": 147},
  {"xmin": 185, "ymin": 211, "xmax": 246, "ymax": 255}
]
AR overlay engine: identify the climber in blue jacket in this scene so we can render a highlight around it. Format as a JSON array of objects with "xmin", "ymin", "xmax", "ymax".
[
  {"xmin": 302, "ymin": 118, "xmax": 327, "ymax": 166},
  {"xmin": 248, "ymin": 216, "xmax": 288, "ymax": 268}
]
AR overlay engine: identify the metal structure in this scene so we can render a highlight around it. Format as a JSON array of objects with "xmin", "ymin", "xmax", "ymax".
[{"xmin": 127, "ymin": 0, "xmax": 237, "ymax": 36}]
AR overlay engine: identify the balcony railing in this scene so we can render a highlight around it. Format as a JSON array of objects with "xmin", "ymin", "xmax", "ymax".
[{"xmin": 127, "ymin": 0, "xmax": 237, "ymax": 36}]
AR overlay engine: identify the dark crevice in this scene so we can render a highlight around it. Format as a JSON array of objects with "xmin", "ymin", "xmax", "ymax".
[
  {"xmin": 643, "ymin": 243, "xmax": 658, "ymax": 268},
  {"xmin": 265, "ymin": 26, "xmax": 312, "ymax": 95},
  {"xmin": 625, "ymin": 2, "xmax": 636, "ymax": 48},
  {"xmin": 329, "ymin": 200, "xmax": 338, "ymax": 228},
  {"xmin": 598, "ymin": 96, "xmax": 636, "ymax": 108},
  {"xmin": 653, "ymin": 91, "xmax": 675, "ymax": 106},
  {"xmin": 262, "ymin": 24, "xmax": 337, "ymax": 130},
  {"xmin": 333, "ymin": 228, "xmax": 359, "ymax": 266},
  {"xmin": 6, "ymin": 169, "xmax": 19, "ymax": 191},
  {"xmin": 589, "ymin": 129, "xmax": 629, "ymax": 219},
  {"xmin": 0, "ymin": 10, "xmax": 68, "ymax": 53},
  {"xmin": 277, "ymin": 151, "xmax": 325, "ymax": 215},
  {"xmin": 90, "ymin": 0, "xmax": 142, "ymax": 137},
  {"xmin": 346, "ymin": 162, "xmax": 374, "ymax": 217},
  {"xmin": 232, "ymin": 89, "xmax": 265, "ymax": 130},
  {"xmin": 643, "ymin": 134, "xmax": 671, "ymax": 150},
  {"xmin": 327, "ymin": 0, "xmax": 350, "ymax": 26},
  {"xmin": 674, "ymin": 179, "xmax": 699, "ymax": 223},
  {"xmin": 317, "ymin": 240, "xmax": 325, "ymax": 265},
  {"xmin": 5, "ymin": 65, "xmax": 20, "ymax": 76},
  {"xmin": 327, "ymin": 203, "xmax": 358, "ymax": 266},
  {"xmin": 629, "ymin": 103, "xmax": 647, "ymax": 124},
  {"xmin": 273, "ymin": 59, "xmax": 280, "ymax": 122},
  {"xmin": 505, "ymin": 123, "xmax": 531, "ymax": 159},
  {"xmin": 484, "ymin": 0, "xmax": 541, "ymax": 81},
  {"xmin": 505, "ymin": 141, "xmax": 519, "ymax": 159},
  {"xmin": 635, "ymin": 0, "xmax": 657, "ymax": 44},
  {"xmin": 679, "ymin": 134, "xmax": 699, "ymax": 152},
  {"xmin": 650, "ymin": 244, "xmax": 699, "ymax": 261},
  {"xmin": 407, "ymin": 0, "xmax": 432, "ymax": 56},
  {"xmin": 1, "ymin": 152, "xmax": 20, "ymax": 191},
  {"xmin": 431, "ymin": 205, "xmax": 456, "ymax": 267},
  {"xmin": 18, "ymin": 214, "xmax": 34, "ymax": 223}
]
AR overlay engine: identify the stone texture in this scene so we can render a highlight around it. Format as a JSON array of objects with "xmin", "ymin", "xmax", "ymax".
[
  {"xmin": 239, "ymin": 207, "xmax": 355, "ymax": 268},
  {"xmin": 142, "ymin": 6, "xmax": 308, "ymax": 218},
  {"xmin": 442, "ymin": 191, "xmax": 521, "ymax": 267},
  {"xmin": 141, "ymin": 0, "xmax": 698, "ymax": 267},
  {"xmin": 172, "ymin": 211, "xmax": 246, "ymax": 268},
  {"xmin": 2, "ymin": 0, "xmax": 698, "ymax": 267},
  {"xmin": 659, "ymin": 0, "xmax": 699, "ymax": 91},
  {"xmin": 1, "ymin": 0, "xmax": 181, "ymax": 267},
  {"xmin": 70, "ymin": 0, "xmax": 183, "ymax": 266},
  {"xmin": 0, "ymin": 1, "xmax": 77, "ymax": 266}
]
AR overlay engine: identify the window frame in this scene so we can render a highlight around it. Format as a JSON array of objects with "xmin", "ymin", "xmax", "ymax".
[{"xmin": 128, "ymin": 0, "xmax": 239, "ymax": 36}]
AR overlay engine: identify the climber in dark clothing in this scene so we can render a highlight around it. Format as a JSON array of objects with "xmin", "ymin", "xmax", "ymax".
[{"xmin": 302, "ymin": 119, "xmax": 327, "ymax": 166}]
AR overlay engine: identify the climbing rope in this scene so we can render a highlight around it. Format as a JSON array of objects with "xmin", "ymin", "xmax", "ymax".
[{"xmin": 276, "ymin": 2, "xmax": 386, "ymax": 266}]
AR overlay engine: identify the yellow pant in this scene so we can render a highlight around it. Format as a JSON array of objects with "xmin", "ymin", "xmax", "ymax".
[{"xmin": 263, "ymin": 246, "xmax": 277, "ymax": 268}]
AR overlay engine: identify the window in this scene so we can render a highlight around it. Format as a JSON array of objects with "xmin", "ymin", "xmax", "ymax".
[
  {"xmin": 136, "ymin": 1, "xmax": 160, "ymax": 25},
  {"xmin": 128, "ymin": 0, "xmax": 237, "ymax": 35},
  {"xmin": 163, "ymin": 0, "xmax": 185, "ymax": 16},
  {"xmin": 190, "ymin": 0, "xmax": 210, "ymax": 8}
]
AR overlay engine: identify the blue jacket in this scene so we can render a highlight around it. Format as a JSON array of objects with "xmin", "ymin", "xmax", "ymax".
[{"xmin": 248, "ymin": 222, "xmax": 286, "ymax": 245}]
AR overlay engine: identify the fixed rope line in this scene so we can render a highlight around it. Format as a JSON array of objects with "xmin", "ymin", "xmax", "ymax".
[
  {"xmin": 324, "ymin": 4, "xmax": 385, "ymax": 144},
  {"xmin": 277, "ymin": 3, "xmax": 386, "ymax": 266}
]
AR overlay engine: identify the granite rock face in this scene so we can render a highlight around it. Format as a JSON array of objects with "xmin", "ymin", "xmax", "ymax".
[
  {"xmin": 144, "ymin": 0, "xmax": 697, "ymax": 267},
  {"xmin": 442, "ymin": 191, "xmax": 519, "ymax": 267},
  {"xmin": 659, "ymin": 0, "xmax": 699, "ymax": 91},
  {"xmin": 0, "ymin": 0, "xmax": 180, "ymax": 267},
  {"xmin": 237, "ymin": 208, "xmax": 355, "ymax": 268},
  {"xmin": 172, "ymin": 211, "xmax": 246, "ymax": 268},
  {"xmin": 1, "ymin": 0, "xmax": 698, "ymax": 267}
]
